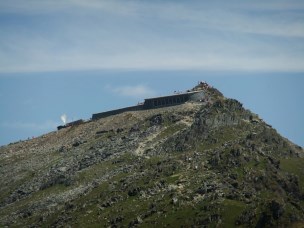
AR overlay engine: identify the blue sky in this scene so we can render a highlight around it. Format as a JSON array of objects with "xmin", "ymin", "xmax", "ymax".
[{"xmin": 0, "ymin": 0, "xmax": 303, "ymax": 147}]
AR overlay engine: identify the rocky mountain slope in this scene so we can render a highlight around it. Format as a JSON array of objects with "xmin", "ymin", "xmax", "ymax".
[{"xmin": 0, "ymin": 84, "xmax": 303, "ymax": 227}]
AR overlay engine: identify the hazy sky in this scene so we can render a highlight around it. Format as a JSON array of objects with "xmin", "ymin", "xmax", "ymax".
[{"xmin": 0, "ymin": 0, "xmax": 303, "ymax": 147}]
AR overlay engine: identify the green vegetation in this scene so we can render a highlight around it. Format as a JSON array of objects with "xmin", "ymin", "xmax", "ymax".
[
  {"xmin": 156, "ymin": 123, "xmax": 187, "ymax": 140},
  {"xmin": 199, "ymin": 126, "xmax": 241, "ymax": 151},
  {"xmin": 221, "ymin": 199, "xmax": 246, "ymax": 226},
  {"xmin": 280, "ymin": 158, "xmax": 304, "ymax": 192}
]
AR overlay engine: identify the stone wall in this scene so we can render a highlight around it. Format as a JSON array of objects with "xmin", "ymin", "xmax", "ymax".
[{"xmin": 92, "ymin": 105, "xmax": 144, "ymax": 120}]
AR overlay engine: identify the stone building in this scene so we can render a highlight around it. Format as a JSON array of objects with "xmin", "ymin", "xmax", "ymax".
[{"xmin": 143, "ymin": 91, "xmax": 204, "ymax": 109}]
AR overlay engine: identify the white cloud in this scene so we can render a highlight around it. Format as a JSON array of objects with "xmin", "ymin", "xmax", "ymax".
[
  {"xmin": 0, "ymin": 0, "xmax": 304, "ymax": 73},
  {"xmin": 106, "ymin": 84, "xmax": 156, "ymax": 98},
  {"xmin": 154, "ymin": 2, "xmax": 304, "ymax": 38}
]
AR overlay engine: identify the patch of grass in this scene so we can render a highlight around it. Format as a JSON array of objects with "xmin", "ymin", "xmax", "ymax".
[
  {"xmin": 76, "ymin": 160, "xmax": 114, "ymax": 184},
  {"xmin": 166, "ymin": 174, "xmax": 181, "ymax": 184},
  {"xmin": 280, "ymin": 158, "xmax": 304, "ymax": 192},
  {"xmin": 42, "ymin": 181, "xmax": 112, "ymax": 227},
  {"xmin": 156, "ymin": 123, "xmax": 187, "ymax": 140},
  {"xmin": 142, "ymin": 155, "xmax": 164, "ymax": 166},
  {"xmin": 259, "ymin": 190, "xmax": 273, "ymax": 199},
  {"xmin": 221, "ymin": 199, "xmax": 246, "ymax": 226},
  {"xmin": 0, "ymin": 170, "xmax": 36, "ymax": 203},
  {"xmin": 199, "ymin": 126, "xmax": 240, "ymax": 151},
  {"xmin": 155, "ymin": 205, "xmax": 198, "ymax": 227},
  {"xmin": 76, "ymin": 152, "xmax": 138, "ymax": 184},
  {"xmin": 243, "ymin": 157, "xmax": 267, "ymax": 172},
  {"xmin": 0, "ymin": 183, "xmax": 71, "ymax": 227}
]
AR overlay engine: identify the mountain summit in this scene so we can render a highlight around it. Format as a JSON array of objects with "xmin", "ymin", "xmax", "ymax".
[{"xmin": 0, "ymin": 82, "xmax": 303, "ymax": 227}]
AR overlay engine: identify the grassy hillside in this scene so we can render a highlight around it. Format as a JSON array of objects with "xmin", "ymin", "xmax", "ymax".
[{"xmin": 0, "ymin": 86, "xmax": 303, "ymax": 227}]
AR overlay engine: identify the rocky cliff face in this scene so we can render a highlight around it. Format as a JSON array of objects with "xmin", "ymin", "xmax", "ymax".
[{"xmin": 0, "ymin": 85, "xmax": 303, "ymax": 227}]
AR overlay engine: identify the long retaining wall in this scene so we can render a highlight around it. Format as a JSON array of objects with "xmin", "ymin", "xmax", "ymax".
[
  {"xmin": 91, "ymin": 91, "xmax": 205, "ymax": 121},
  {"xmin": 92, "ymin": 105, "xmax": 144, "ymax": 120}
]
